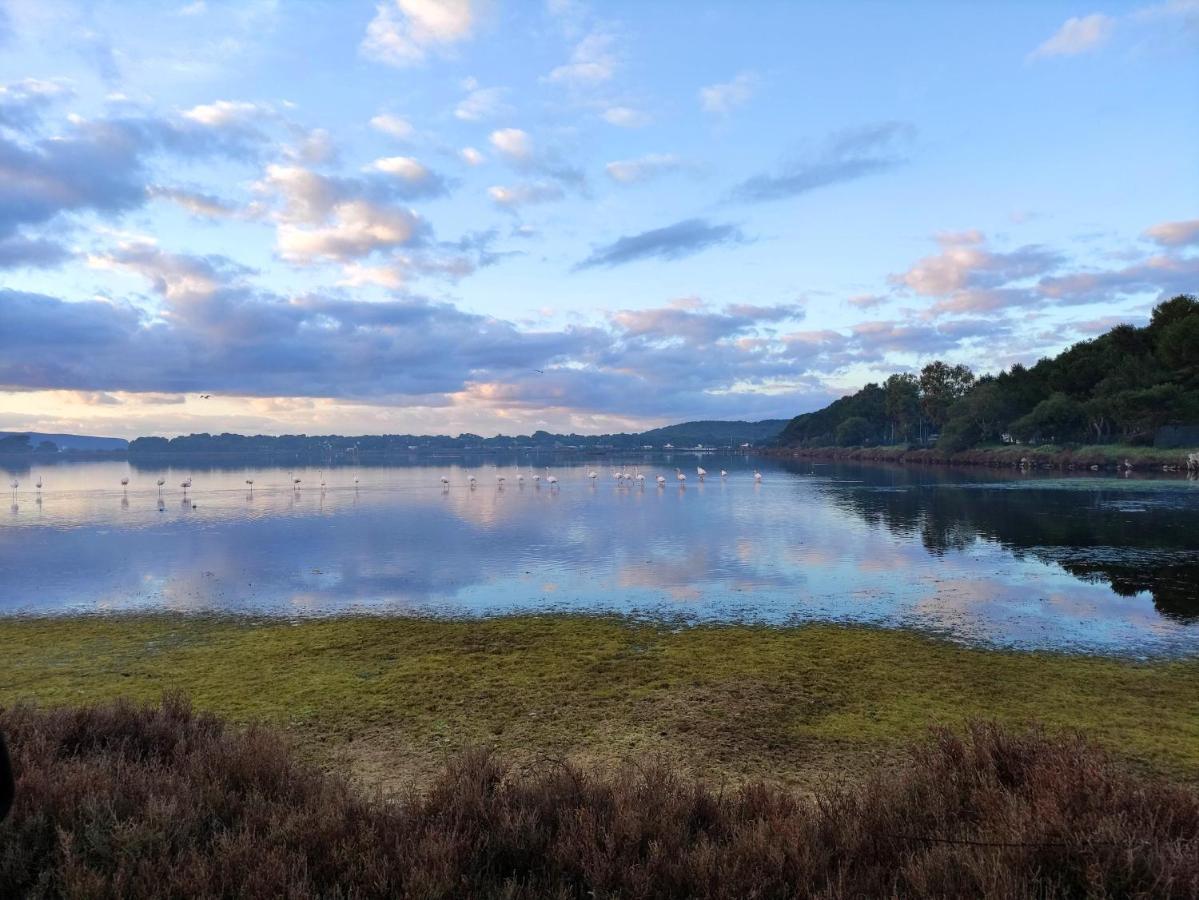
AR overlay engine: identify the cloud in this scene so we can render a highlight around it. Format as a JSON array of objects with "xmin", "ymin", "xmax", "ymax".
[
  {"xmin": 730, "ymin": 122, "xmax": 914, "ymax": 203},
  {"xmin": 890, "ymin": 230, "xmax": 1062, "ymax": 299},
  {"xmin": 601, "ymin": 106, "xmax": 648, "ymax": 127},
  {"xmin": 1144, "ymin": 218, "xmax": 1199, "ymax": 247},
  {"xmin": 454, "ymin": 84, "xmax": 508, "ymax": 121},
  {"xmin": 460, "ymin": 146, "xmax": 485, "ymax": 165},
  {"xmin": 605, "ymin": 153, "xmax": 683, "ymax": 184},
  {"xmin": 0, "ymin": 78, "xmax": 71, "ymax": 129},
  {"xmin": 181, "ymin": 99, "xmax": 271, "ymax": 128},
  {"xmin": 149, "ymin": 186, "xmax": 241, "ymax": 219},
  {"xmin": 547, "ymin": 31, "xmax": 616, "ymax": 85},
  {"xmin": 699, "ymin": 72, "xmax": 757, "ymax": 114},
  {"xmin": 0, "ymin": 233, "xmax": 71, "ymax": 269},
  {"xmin": 1036, "ymin": 253, "xmax": 1199, "ymax": 304},
  {"xmin": 487, "ymin": 181, "xmax": 564, "ymax": 209},
  {"xmin": 370, "ymin": 113, "xmax": 415, "ymax": 140},
  {"xmin": 277, "ymin": 200, "xmax": 423, "ymax": 264},
  {"xmin": 1029, "ymin": 13, "xmax": 1116, "ymax": 59},
  {"xmin": 370, "ymin": 155, "xmax": 435, "ymax": 185},
  {"xmin": 575, "ymin": 218, "xmax": 745, "ymax": 269},
  {"xmin": 488, "ymin": 127, "xmax": 533, "ymax": 161},
  {"xmin": 361, "ymin": 0, "xmax": 479, "ymax": 67}
]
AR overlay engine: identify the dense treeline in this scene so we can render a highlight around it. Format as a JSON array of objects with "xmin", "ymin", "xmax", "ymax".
[
  {"xmin": 780, "ymin": 294, "xmax": 1199, "ymax": 451},
  {"xmin": 128, "ymin": 419, "xmax": 786, "ymax": 457}
]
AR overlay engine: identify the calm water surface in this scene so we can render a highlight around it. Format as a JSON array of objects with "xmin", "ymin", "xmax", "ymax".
[{"xmin": 2, "ymin": 455, "xmax": 1197, "ymax": 654}]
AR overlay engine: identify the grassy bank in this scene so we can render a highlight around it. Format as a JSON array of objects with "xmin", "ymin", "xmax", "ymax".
[
  {"xmin": 2, "ymin": 615, "xmax": 1198, "ymax": 792},
  {"xmin": 770, "ymin": 442, "xmax": 1199, "ymax": 470}
]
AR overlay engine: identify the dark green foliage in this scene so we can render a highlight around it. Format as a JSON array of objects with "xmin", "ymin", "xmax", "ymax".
[
  {"xmin": 780, "ymin": 295, "xmax": 1199, "ymax": 450},
  {"xmin": 2, "ymin": 697, "xmax": 1197, "ymax": 899}
]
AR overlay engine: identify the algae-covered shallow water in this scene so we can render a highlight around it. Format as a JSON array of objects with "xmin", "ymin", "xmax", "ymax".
[{"xmin": 1, "ymin": 455, "xmax": 1197, "ymax": 654}]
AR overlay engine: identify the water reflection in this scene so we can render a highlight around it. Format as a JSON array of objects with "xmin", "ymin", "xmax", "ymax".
[
  {"xmin": 0, "ymin": 457, "xmax": 1196, "ymax": 654},
  {"xmin": 805, "ymin": 462, "xmax": 1199, "ymax": 622}
]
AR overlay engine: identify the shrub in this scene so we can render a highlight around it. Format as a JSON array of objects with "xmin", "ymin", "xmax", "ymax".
[{"xmin": 1, "ymin": 697, "xmax": 1196, "ymax": 898}]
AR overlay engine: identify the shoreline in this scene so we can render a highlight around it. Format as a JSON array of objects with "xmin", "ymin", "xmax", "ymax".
[{"xmin": 762, "ymin": 443, "xmax": 1199, "ymax": 472}]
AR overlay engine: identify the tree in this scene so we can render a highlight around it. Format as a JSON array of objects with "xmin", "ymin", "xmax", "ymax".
[
  {"xmin": 835, "ymin": 416, "xmax": 873, "ymax": 447},
  {"xmin": 883, "ymin": 373, "xmax": 920, "ymax": 443},
  {"xmin": 1010, "ymin": 393, "xmax": 1088, "ymax": 444},
  {"xmin": 919, "ymin": 361, "xmax": 975, "ymax": 430}
]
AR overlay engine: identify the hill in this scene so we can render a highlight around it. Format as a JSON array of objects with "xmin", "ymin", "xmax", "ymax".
[
  {"xmin": 779, "ymin": 294, "xmax": 1199, "ymax": 452},
  {"xmin": 0, "ymin": 431, "xmax": 128, "ymax": 453}
]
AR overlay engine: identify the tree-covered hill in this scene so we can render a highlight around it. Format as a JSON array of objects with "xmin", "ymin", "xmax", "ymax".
[{"xmin": 779, "ymin": 294, "xmax": 1199, "ymax": 451}]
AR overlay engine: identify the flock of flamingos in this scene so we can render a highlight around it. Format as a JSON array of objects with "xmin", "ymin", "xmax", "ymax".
[{"xmin": 7, "ymin": 466, "xmax": 764, "ymax": 501}]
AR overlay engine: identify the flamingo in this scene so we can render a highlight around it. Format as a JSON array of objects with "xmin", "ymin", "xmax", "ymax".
[
  {"xmin": 516, "ymin": 473, "xmax": 525, "ymax": 484},
  {"xmin": 754, "ymin": 470, "xmax": 763, "ymax": 482},
  {"xmin": 354, "ymin": 476, "xmax": 360, "ymax": 487},
  {"xmin": 440, "ymin": 475, "xmax": 450, "ymax": 488},
  {"xmin": 497, "ymin": 475, "xmax": 505, "ymax": 487},
  {"xmin": 545, "ymin": 467, "xmax": 558, "ymax": 488},
  {"xmin": 656, "ymin": 474, "xmax": 666, "ymax": 486},
  {"xmin": 156, "ymin": 477, "xmax": 165, "ymax": 492},
  {"xmin": 120, "ymin": 477, "xmax": 129, "ymax": 492},
  {"xmin": 697, "ymin": 466, "xmax": 707, "ymax": 482},
  {"xmin": 635, "ymin": 472, "xmax": 646, "ymax": 487},
  {"xmin": 720, "ymin": 469, "xmax": 728, "ymax": 478},
  {"xmin": 588, "ymin": 470, "xmax": 598, "ymax": 481},
  {"xmin": 293, "ymin": 477, "xmax": 302, "ymax": 490},
  {"xmin": 675, "ymin": 468, "xmax": 686, "ymax": 484},
  {"xmin": 181, "ymin": 477, "xmax": 192, "ymax": 495},
  {"xmin": 35, "ymin": 477, "xmax": 42, "ymax": 492},
  {"xmin": 245, "ymin": 479, "xmax": 254, "ymax": 494},
  {"xmin": 468, "ymin": 475, "xmax": 478, "ymax": 488},
  {"xmin": 8, "ymin": 479, "xmax": 17, "ymax": 497},
  {"xmin": 319, "ymin": 471, "xmax": 326, "ymax": 491}
]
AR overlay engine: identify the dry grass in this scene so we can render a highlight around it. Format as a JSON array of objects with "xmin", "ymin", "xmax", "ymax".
[{"xmin": 1, "ymin": 696, "xmax": 1196, "ymax": 899}]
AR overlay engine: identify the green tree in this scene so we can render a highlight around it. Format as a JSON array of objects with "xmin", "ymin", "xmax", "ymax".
[
  {"xmin": 883, "ymin": 373, "xmax": 920, "ymax": 443},
  {"xmin": 1009, "ymin": 393, "xmax": 1088, "ymax": 444},
  {"xmin": 835, "ymin": 416, "xmax": 873, "ymax": 447},
  {"xmin": 919, "ymin": 361, "xmax": 975, "ymax": 431}
]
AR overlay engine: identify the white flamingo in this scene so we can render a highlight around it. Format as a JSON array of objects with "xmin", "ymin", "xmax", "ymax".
[
  {"xmin": 35, "ymin": 477, "xmax": 42, "ymax": 492},
  {"xmin": 656, "ymin": 474, "xmax": 666, "ymax": 486},
  {"xmin": 468, "ymin": 475, "xmax": 478, "ymax": 488},
  {"xmin": 697, "ymin": 466, "xmax": 707, "ymax": 482},
  {"xmin": 754, "ymin": 470, "xmax": 763, "ymax": 482},
  {"xmin": 9, "ymin": 479, "xmax": 17, "ymax": 497},
  {"xmin": 675, "ymin": 468, "xmax": 686, "ymax": 484},
  {"xmin": 545, "ymin": 467, "xmax": 558, "ymax": 488},
  {"xmin": 245, "ymin": 479, "xmax": 254, "ymax": 494},
  {"xmin": 181, "ymin": 477, "xmax": 192, "ymax": 495},
  {"xmin": 440, "ymin": 475, "xmax": 450, "ymax": 488},
  {"xmin": 635, "ymin": 472, "xmax": 646, "ymax": 487},
  {"xmin": 588, "ymin": 470, "xmax": 598, "ymax": 481},
  {"xmin": 497, "ymin": 475, "xmax": 505, "ymax": 487},
  {"xmin": 517, "ymin": 473, "xmax": 525, "ymax": 484},
  {"xmin": 293, "ymin": 477, "xmax": 302, "ymax": 490},
  {"xmin": 720, "ymin": 469, "xmax": 728, "ymax": 478},
  {"xmin": 156, "ymin": 477, "xmax": 165, "ymax": 492},
  {"xmin": 120, "ymin": 477, "xmax": 129, "ymax": 492}
]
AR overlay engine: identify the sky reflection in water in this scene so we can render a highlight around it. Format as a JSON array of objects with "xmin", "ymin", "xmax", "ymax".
[{"xmin": 1, "ymin": 456, "xmax": 1197, "ymax": 655}]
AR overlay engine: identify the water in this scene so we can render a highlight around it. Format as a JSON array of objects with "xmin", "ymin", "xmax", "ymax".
[{"xmin": 1, "ymin": 456, "xmax": 1197, "ymax": 654}]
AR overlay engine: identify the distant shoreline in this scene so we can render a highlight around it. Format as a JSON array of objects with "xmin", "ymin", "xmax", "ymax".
[{"xmin": 762, "ymin": 443, "xmax": 1199, "ymax": 472}]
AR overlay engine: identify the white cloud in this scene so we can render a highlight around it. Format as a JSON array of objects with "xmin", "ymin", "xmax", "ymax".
[
  {"xmin": 698, "ymin": 71, "xmax": 757, "ymax": 114},
  {"xmin": 370, "ymin": 155, "xmax": 432, "ymax": 183},
  {"xmin": 455, "ymin": 85, "xmax": 507, "ymax": 120},
  {"xmin": 488, "ymin": 182, "xmax": 564, "ymax": 208},
  {"xmin": 601, "ymin": 105, "xmax": 648, "ymax": 127},
  {"xmin": 181, "ymin": 99, "xmax": 269, "ymax": 127},
  {"xmin": 1029, "ymin": 13, "xmax": 1115, "ymax": 59},
  {"xmin": 547, "ymin": 32, "xmax": 616, "ymax": 85},
  {"xmin": 277, "ymin": 199, "xmax": 421, "ymax": 263},
  {"xmin": 460, "ymin": 146, "xmax": 485, "ymax": 165},
  {"xmin": 489, "ymin": 127, "xmax": 533, "ymax": 161},
  {"xmin": 1144, "ymin": 218, "xmax": 1199, "ymax": 247},
  {"xmin": 605, "ymin": 153, "xmax": 683, "ymax": 184},
  {"xmin": 370, "ymin": 113, "xmax": 415, "ymax": 139},
  {"xmin": 361, "ymin": 0, "xmax": 478, "ymax": 67}
]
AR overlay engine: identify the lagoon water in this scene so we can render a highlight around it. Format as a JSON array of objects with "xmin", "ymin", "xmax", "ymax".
[{"xmin": 1, "ymin": 455, "xmax": 1197, "ymax": 655}]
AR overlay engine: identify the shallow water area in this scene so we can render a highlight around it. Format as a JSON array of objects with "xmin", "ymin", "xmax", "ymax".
[{"xmin": 2, "ymin": 455, "xmax": 1197, "ymax": 655}]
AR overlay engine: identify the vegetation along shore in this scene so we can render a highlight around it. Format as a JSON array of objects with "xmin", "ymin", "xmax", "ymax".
[{"xmin": 2, "ymin": 614, "xmax": 1198, "ymax": 897}]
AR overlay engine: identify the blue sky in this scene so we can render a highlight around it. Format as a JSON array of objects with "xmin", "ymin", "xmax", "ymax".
[{"xmin": 0, "ymin": 0, "xmax": 1196, "ymax": 438}]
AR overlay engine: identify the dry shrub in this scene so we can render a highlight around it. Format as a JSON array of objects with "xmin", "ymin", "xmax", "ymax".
[{"xmin": 0, "ymin": 695, "xmax": 1195, "ymax": 898}]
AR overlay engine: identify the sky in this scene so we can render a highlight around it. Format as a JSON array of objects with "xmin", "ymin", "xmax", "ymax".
[{"xmin": 0, "ymin": 0, "xmax": 1196, "ymax": 439}]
